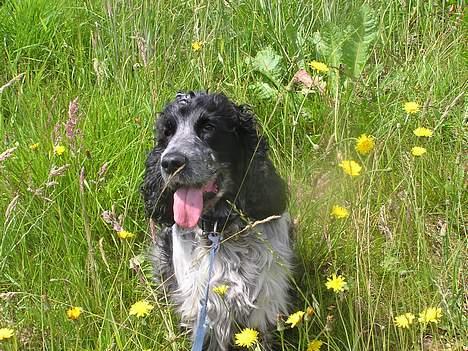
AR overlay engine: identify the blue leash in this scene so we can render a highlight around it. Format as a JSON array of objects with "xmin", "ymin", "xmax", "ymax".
[{"xmin": 191, "ymin": 230, "xmax": 221, "ymax": 351}]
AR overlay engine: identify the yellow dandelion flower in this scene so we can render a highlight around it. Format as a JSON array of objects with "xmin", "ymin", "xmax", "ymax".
[
  {"xmin": 66, "ymin": 306, "xmax": 82, "ymax": 320},
  {"xmin": 411, "ymin": 146, "xmax": 426, "ymax": 157},
  {"xmin": 325, "ymin": 273, "xmax": 348, "ymax": 293},
  {"xmin": 418, "ymin": 307, "xmax": 442, "ymax": 324},
  {"xmin": 308, "ymin": 60, "xmax": 329, "ymax": 73},
  {"xmin": 129, "ymin": 300, "xmax": 154, "ymax": 318},
  {"xmin": 191, "ymin": 41, "xmax": 203, "ymax": 52},
  {"xmin": 413, "ymin": 127, "xmax": 433, "ymax": 137},
  {"xmin": 213, "ymin": 284, "xmax": 229, "ymax": 297},
  {"xmin": 331, "ymin": 205, "xmax": 349, "ymax": 219},
  {"xmin": 29, "ymin": 143, "xmax": 40, "ymax": 150},
  {"xmin": 234, "ymin": 328, "xmax": 259, "ymax": 348},
  {"xmin": 286, "ymin": 311, "xmax": 305, "ymax": 328},
  {"xmin": 0, "ymin": 328, "xmax": 14, "ymax": 340},
  {"xmin": 339, "ymin": 160, "xmax": 362, "ymax": 176},
  {"xmin": 307, "ymin": 340, "xmax": 323, "ymax": 351},
  {"xmin": 117, "ymin": 230, "xmax": 136, "ymax": 239},
  {"xmin": 355, "ymin": 134, "xmax": 375, "ymax": 155},
  {"xmin": 394, "ymin": 313, "xmax": 415, "ymax": 329},
  {"xmin": 54, "ymin": 145, "xmax": 66, "ymax": 156},
  {"xmin": 404, "ymin": 101, "xmax": 420, "ymax": 114}
]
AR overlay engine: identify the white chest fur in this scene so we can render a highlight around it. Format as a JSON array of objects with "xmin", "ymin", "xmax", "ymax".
[
  {"xmin": 171, "ymin": 225, "xmax": 202, "ymax": 288},
  {"xmin": 170, "ymin": 213, "xmax": 293, "ymax": 336}
]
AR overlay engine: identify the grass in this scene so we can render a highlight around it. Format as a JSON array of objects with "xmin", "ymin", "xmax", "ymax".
[{"xmin": 0, "ymin": 0, "xmax": 466, "ymax": 350}]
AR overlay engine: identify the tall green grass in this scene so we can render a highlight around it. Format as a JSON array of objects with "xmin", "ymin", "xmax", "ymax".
[{"xmin": 0, "ymin": 0, "xmax": 466, "ymax": 350}]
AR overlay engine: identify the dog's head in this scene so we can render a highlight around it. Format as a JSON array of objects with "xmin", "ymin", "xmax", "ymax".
[{"xmin": 141, "ymin": 91, "xmax": 287, "ymax": 229}]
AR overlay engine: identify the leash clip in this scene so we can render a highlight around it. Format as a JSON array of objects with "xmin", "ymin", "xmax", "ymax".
[{"xmin": 206, "ymin": 221, "xmax": 220, "ymax": 250}]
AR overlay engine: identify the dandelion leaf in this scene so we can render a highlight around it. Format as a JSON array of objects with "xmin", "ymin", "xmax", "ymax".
[
  {"xmin": 342, "ymin": 5, "xmax": 377, "ymax": 78},
  {"xmin": 315, "ymin": 23, "xmax": 344, "ymax": 69}
]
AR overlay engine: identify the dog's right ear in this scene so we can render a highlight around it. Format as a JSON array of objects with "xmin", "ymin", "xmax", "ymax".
[
  {"xmin": 234, "ymin": 104, "xmax": 288, "ymax": 220},
  {"xmin": 141, "ymin": 147, "xmax": 175, "ymax": 226}
]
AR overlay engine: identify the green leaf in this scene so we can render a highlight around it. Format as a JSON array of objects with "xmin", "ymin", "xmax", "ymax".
[
  {"xmin": 252, "ymin": 46, "xmax": 281, "ymax": 74},
  {"xmin": 249, "ymin": 82, "xmax": 278, "ymax": 100},
  {"xmin": 342, "ymin": 5, "xmax": 378, "ymax": 78},
  {"xmin": 315, "ymin": 24, "xmax": 344, "ymax": 69},
  {"xmin": 250, "ymin": 46, "xmax": 283, "ymax": 86}
]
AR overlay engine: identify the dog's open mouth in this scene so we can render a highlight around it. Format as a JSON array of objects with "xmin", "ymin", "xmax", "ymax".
[{"xmin": 173, "ymin": 178, "xmax": 219, "ymax": 228}]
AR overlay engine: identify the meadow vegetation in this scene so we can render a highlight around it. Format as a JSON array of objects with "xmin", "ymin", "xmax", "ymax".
[{"xmin": 0, "ymin": 0, "xmax": 466, "ymax": 350}]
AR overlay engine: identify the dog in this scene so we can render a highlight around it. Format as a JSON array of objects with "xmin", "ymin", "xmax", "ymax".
[{"xmin": 141, "ymin": 92, "xmax": 293, "ymax": 350}]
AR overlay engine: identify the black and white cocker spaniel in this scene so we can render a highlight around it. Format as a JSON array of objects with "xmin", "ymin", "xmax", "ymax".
[{"xmin": 141, "ymin": 92, "xmax": 293, "ymax": 351}]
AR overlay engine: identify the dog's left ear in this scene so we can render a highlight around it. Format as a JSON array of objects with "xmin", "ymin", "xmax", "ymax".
[
  {"xmin": 141, "ymin": 147, "xmax": 175, "ymax": 226},
  {"xmin": 235, "ymin": 104, "xmax": 288, "ymax": 220}
]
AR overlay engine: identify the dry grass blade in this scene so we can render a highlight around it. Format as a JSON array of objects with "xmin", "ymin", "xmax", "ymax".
[
  {"xmin": 0, "ymin": 73, "xmax": 25, "ymax": 94},
  {"xmin": 79, "ymin": 167, "xmax": 85, "ymax": 193},
  {"xmin": 434, "ymin": 90, "xmax": 465, "ymax": 131},
  {"xmin": 98, "ymin": 237, "xmax": 111, "ymax": 274},
  {"xmin": 150, "ymin": 218, "xmax": 158, "ymax": 243},
  {"xmin": 378, "ymin": 205, "xmax": 393, "ymax": 240},
  {"xmin": 0, "ymin": 146, "xmax": 17, "ymax": 162},
  {"xmin": 27, "ymin": 186, "xmax": 52, "ymax": 202},
  {"xmin": 102, "ymin": 209, "xmax": 123, "ymax": 232},
  {"xmin": 65, "ymin": 97, "xmax": 80, "ymax": 141},
  {"xmin": 135, "ymin": 33, "xmax": 148, "ymax": 67},
  {"xmin": 0, "ymin": 292, "xmax": 19, "ymax": 300},
  {"xmin": 49, "ymin": 164, "xmax": 70, "ymax": 177},
  {"xmin": 221, "ymin": 215, "xmax": 281, "ymax": 244},
  {"xmin": 97, "ymin": 162, "xmax": 109, "ymax": 179},
  {"xmin": 5, "ymin": 193, "xmax": 20, "ymax": 223}
]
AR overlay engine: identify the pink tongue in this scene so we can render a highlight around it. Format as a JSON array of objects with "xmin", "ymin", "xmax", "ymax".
[{"xmin": 173, "ymin": 188, "xmax": 203, "ymax": 228}]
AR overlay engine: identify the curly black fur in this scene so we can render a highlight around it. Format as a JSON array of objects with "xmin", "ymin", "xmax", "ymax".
[{"xmin": 141, "ymin": 91, "xmax": 287, "ymax": 228}]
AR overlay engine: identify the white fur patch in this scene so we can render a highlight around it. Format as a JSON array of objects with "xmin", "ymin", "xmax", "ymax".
[{"xmin": 168, "ymin": 213, "xmax": 293, "ymax": 351}]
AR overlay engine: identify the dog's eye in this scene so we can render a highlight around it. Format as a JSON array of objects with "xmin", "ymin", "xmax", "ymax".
[
  {"xmin": 162, "ymin": 122, "xmax": 175, "ymax": 137},
  {"xmin": 197, "ymin": 121, "xmax": 216, "ymax": 138},
  {"xmin": 202, "ymin": 123, "xmax": 215, "ymax": 132},
  {"xmin": 196, "ymin": 117, "xmax": 216, "ymax": 139},
  {"xmin": 164, "ymin": 127, "xmax": 173, "ymax": 137}
]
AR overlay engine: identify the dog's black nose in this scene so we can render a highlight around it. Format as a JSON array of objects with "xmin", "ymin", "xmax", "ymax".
[{"xmin": 161, "ymin": 152, "xmax": 187, "ymax": 174}]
